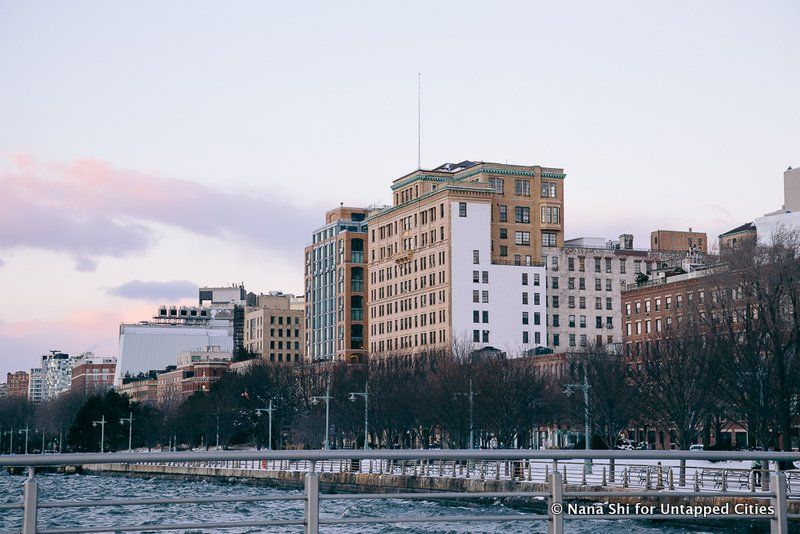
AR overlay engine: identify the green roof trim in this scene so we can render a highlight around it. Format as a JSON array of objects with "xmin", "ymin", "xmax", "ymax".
[
  {"xmin": 367, "ymin": 184, "xmax": 493, "ymax": 222},
  {"xmin": 390, "ymin": 174, "xmax": 451, "ymax": 191}
]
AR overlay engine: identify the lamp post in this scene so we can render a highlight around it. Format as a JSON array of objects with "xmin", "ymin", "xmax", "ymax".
[
  {"xmin": 349, "ymin": 383, "xmax": 369, "ymax": 450},
  {"xmin": 3, "ymin": 428, "xmax": 14, "ymax": 455},
  {"xmin": 565, "ymin": 367, "xmax": 592, "ymax": 473},
  {"xmin": 255, "ymin": 400, "xmax": 275, "ymax": 450},
  {"xmin": 92, "ymin": 415, "xmax": 106, "ymax": 453},
  {"xmin": 311, "ymin": 377, "xmax": 332, "ymax": 450},
  {"xmin": 120, "ymin": 412, "xmax": 134, "ymax": 452},
  {"xmin": 36, "ymin": 429, "xmax": 46, "ymax": 454},
  {"xmin": 19, "ymin": 425, "xmax": 30, "ymax": 454},
  {"xmin": 455, "ymin": 379, "xmax": 475, "ymax": 449}
]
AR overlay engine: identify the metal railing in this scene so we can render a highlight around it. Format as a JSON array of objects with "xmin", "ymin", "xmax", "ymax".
[{"xmin": 1, "ymin": 449, "xmax": 799, "ymax": 534}]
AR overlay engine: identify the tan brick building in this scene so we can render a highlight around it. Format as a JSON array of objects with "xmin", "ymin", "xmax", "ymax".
[
  {"xmin": 244, "ymin": 292, "xmax": 305, "ymax": 363},
  {"xmin": 304, "ymin": 206, "xmax": 369, "ymax": 363},
  {"xmin": 367, "ymin": 161, "xmax": 561, "ymax": 356},
  {"xmin": 118, "ymin": 372, "xmax": 159, "ymax": 405},
  {"xmin": 718, "ymin": 222, "xmax": 756, "ymax": 252},
  {"xmin": 6, "ymin": 371, "xmax": 29, "ymax": 399},
  {"xmin": 650, "ymin": 229, "xmax": 707, "ymax": 254},
  {"xmin": 156, "ymin": 346, "xmax": 231, "ymax": 405}
]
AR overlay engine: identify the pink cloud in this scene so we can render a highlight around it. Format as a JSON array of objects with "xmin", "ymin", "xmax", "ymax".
[{"xmin": 0, "ymin": 154, "xmax": 320, "ymax": 270}]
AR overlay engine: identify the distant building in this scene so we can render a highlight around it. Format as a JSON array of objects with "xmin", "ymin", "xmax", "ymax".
[
  {"xmin": 0, "ymin": 383, "xmax": 7, "ymax": 398},
  {"xmin": 114, "ymin": 306, "xmax": 234, "ymax": 385},
  {"xmin": 156, "ymin": 345, "xmax": 231, "ymax": 405},
  {"xmin": 650, "ymin": 229, "xmax": 707, "ymax": 254},
  {"xmin": 244, "ymin": 292, "xmax": 305, "ymax": 364},
  {"xmin": 367, "ymin": 161, "xmax": 558, "ymax": 357},
  {"xmin": 117, "ymin": 371, "xmax": 160, "ymax": 405},
  {"xmin": 41, "ymin": 351, "xmax": 73, "ymax": 401},
  {"xmin": 542, "ymin": 235, "xmax": 687, "ymax": 351},
  {"xmin": 718, "ymin": 222, "xmax": 756, "ymax": 252},
  {"xmin": 754, "ymin": 167, "xmax": 800, "ymax": 244},
  {"xmin": 27, "ymin": 368, "xmax": 44, "ymax": 404},
  {"xmin": 70, "ymin": 353, "xmax": 117, "ymax": 396},
  {"xmin": 304, "ymin": 206, "xmax": 370, "ymax": 363},
  {"xmin": 199, "ymin": 283, "xmax": 252, "ymax": 353},
  {"xmin": 6, "ymin": 371, "xmax": 29, "ymax": 399}
]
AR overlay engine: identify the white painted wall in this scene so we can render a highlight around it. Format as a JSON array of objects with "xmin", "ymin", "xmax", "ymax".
[
  {"xmin": 450, "ymin": 200, "xmax": 547, "ymax": 356},
  {"xmin": 754, "ymin": 211, "xmax": 800, "ymax": 245}
]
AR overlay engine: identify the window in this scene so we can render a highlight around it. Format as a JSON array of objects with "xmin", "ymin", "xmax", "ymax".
[
  {"xmin": 553, "ymin": 334, "xmax": 560, "ymax": 346},
  {"xmin": 534, "ymin": 293, "xmax": 540, "ymax": 305},
  {"xmin": 579, "ymin": 278, "xmax": 586, "ymax": 290},
  {"xmin": 619, "ymin": 259, "xmax": 626, "ymax": 274},
  {"xmin": 482, "ymin": 271, "xmax": 488, "ymax": 283},
  {"xmin": 473, "ymin": 270, "xmax": 479, "ymax": 283},
  {"xmin": 595, "ymin": 257, "xmax": 601, "ymax": 273},
  {"xmin": 514, "ymin": 179, "xmax": 530, "ymax": 196},
  {"xmin": 534, "ymin": 273, "xmax": 540, "ymax": 286},
  {"xmin": 473, "ymin": 310, "xmax": 480, "ymax": 323},
  {"xmin": 481, "ymin": 291, "xmax": 489, "ymax": 303},
  {"xmin": 522, "ymin": 273, "xmax": 529, "ymax": 285},
  {"xmin": 534, "ymin": 312, "xmax": 541, "ymax": 325},
  {"xmin": 499, "ymin": 245, "xmax": 508, "ymax": 256},
  {"xmin": 541, "ymin": 205, "xmax": 560, "ymax": 224},
  {"xmin": 569, "ymin": 334, "xmax": 576, "ymax": 347},
  {"xmin": 595, "ymin": 297, "xmax": 602, "ymax": 309},
  {"xmin": 568, "ymin": 277, "xmax": 575, "ymax": 289},
  {"xmin": 579, "ymin": 296, "xmax": 586, "ymax": 309},
  {"xmin": 472, "ymin": 290, "xmax": 479, "ymax": 303},
  {"xmin": 458, "ymin": 202, "xmax": 467, "ymax": 217},
  {"xmin": 605, "ymin": 258, "xmax": 612, "ymax": 273},
  {"xmin": 515, "ymin": 206, "xmax": 530, "ymax": 223},
  {"xmin": 551, "ymin": 277, "xmax": 558, "ymax": 289},
  {"xmin": 542, "ymin": 232, "xmax": 557, "ymax": 247},
  {"xmin": 522, "ymin": 292, "xmax": 529, "ymax": 304},
  {"xmin": 596, "ymin": 316, "xmax": 603, "ymax": 328},
  {"xmin": 498, "ymin": 205, "xmax": 507, "ymax": 222},
  {"xmin": 522, "ymin": 331, "xmax": 529, "ymax": 344},
  {"xmin": 605, "ymin": 279, "xmax": 612, "ymax": 291},
  {"xmin": 482, "ymin": 330, "xmax": 489, "ymax": 343},
  {"xmin": 552, "ymin": 296, "xmax": 560, "ymax": 308},
  {"xmin": 606, "ymin": 297, "xmax": 612, "ymax": 310},
  {"xmin": 482, "ymin": 311, "xmax": 489, "ymax": 323},
  {"xmin": 569, "ymin": 315, "xmax": 576, "ymax": 327},
  {"xmin": 522, "ymin": 312, "xmax": 529, "ymax": 325},
  {"xmin": 473, "ymin": 330, "xmax": 480, "ymax": 342},
  {"xmin": 489, "ymin": 177, "xmax": 504, "ymax": 193},
  {"xmin": 580, "ymin": 315, "xmax": 587, "ymax": 328},
  {"xmin": 541, "ymin": 181, "xmax": 557, "ymax": 198},
  {"xmin": 473, "ymin": 250, "xmax": 480, "ymax": 264},
  {"xmin": 515, "ymin": 231, "xmax": 531, "ymax": 246},
  {"xmin": 595, "ymin": 278, "xmax": 602, "ymax": 291},
  {"xmin": 499, "ymin": 228, "xmax": 508, "ymax": 239},
  {"xmin": 552, "ymin": 314, "xmax": 560, "ymax": 327}
]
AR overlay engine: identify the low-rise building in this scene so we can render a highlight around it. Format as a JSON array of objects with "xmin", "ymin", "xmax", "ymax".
[
  {"xmin": 70, "ymin": 353, "xmax": 117, "ymax": 395},
  {"xmin": 156, "ymin": 346, "xmax": 231, "ymax": 405},
  {"xmin": 6, "ymin": 371, "xmax": 29, "ymax": 399},
  {"xmin": 117, "ymin": 371, "xmax": 160, "ymax": 405},
  {"xmin": 718, "ymin": 222, "xmax": 756, "ymax": 252},
  {"xmin": 754, "ymin": 167, "xmax": 800, "ymax": 244}
]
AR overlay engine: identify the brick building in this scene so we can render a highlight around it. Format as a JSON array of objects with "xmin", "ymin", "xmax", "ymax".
[
  {"xmin": 650, "ymin": 229, "xmax": 707, "ymax": 254},
  {"xmin": 70, "ymin": 353, "xmax": 117, "ymax": 395},
  {"xmin": 6, "ymin": 371, "xmax": 29, "ymax": 399},
  {"xmin": 156, "ymin": 346, "xmax": 231, "ymax": 405},
  {"xmin": 243, "ymin": 292, "xmax": 305, "ymax": 364}
]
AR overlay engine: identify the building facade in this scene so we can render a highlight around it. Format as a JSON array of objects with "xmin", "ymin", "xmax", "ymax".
[
  {"xmin": 650, "ymin": 229, "xmax": 708, "ymax": 254},
  {"xmin": 118, "ymin": 372, "xmax": 159, "ymax": 405},
  {"xmin": 718, "ymin": 222, "xmax": 757, "ymax": 252},
  {"xmin": 6, "ymin": 371, "xmax": 29, "ymax": 399},
  {"xmin": 304, "ymin": 206, "xmax": 369, "ymax": 363},
  {"xmin": 243, "ymin": 293, "xmax": 305, "ymax": 363},
  {"xmin": 156, "ymin": 346, "xmax": 231, "ymax": 405},
  {"xmin": 367, "ymin": 161, "xmax": 559, "ymax": 357},
  {"xmin": 41, "ymin": 351, "xmax": 73, "ymax": 401},
  {"xmin": 70, "ymin": 353, "xmax": 117, "ymax": 395},
  {"xmin": 542, "ymin": 236, "xmax": 687, "ymax": 351},
  {"xmin": 27, "ymin": 368, "xmax": 44, "ymax": 404}
]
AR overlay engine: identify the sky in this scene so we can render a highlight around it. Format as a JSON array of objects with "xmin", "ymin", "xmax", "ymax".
[{"xmin": 1, "ymin": 1, "xmax": 798, "ymax": 376}]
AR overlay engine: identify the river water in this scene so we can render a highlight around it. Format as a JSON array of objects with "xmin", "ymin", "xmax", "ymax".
[{"xmin": 0, "ymin": 472, "xmax": 767, "ymax": 533}]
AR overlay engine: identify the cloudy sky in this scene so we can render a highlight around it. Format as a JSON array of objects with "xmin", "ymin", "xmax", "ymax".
[{"xmin": 1, "ymin": 1, "xmax": 798, "ymax": 375}]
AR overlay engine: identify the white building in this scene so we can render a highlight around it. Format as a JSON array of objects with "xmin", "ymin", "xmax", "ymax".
[
  {"xmin": 754, "ymin": 167, "xmax": 800, "ymax": 244},
  {"xmin": 27, "ymin": 368, "xmax": 44, "ymax": 404},
  {"xmin": 41, "ymin": 351, "xmax": 74, "ymax": 401},
  {"xmin": 114, "ymin": 306, "xmax": 234, "ymax": 385},
  {"xmin": 450, "ymin": 201, "xmax": 548, "ymax": 355}
]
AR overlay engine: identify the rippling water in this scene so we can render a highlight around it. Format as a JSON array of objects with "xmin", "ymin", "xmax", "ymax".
[{"xmin": 0, "ymin": 471, "xmax": 766, "ymax": 533}]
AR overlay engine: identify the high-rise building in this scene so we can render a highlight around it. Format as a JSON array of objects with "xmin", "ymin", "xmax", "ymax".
[
  {"xmin": 304, "ymin": 206, "xmax": 369, "ymax": 363},
  {"xmin": 542, "ymin": 236, "xmax": 687, "ymax": 351},
  {"xmin": 27, "ymin": 368, "xmax": 44, "ymax": 404},
  {"xmin": 367, "ymin": 161, "xmax": 560, "ymax": 356},
  {"xmin": 6, "ymin": 371, "xmax": 29, "ymax": 399},
  {"xmin": 41, "ymin": 351, "xmax": 74, "ymax": 401},
  {"xmin": 244, "ymin": 292, "xmax": 305, "ymax": 363},
  {"xmin": 70, "ymin": 353, "xmax": 117, "ymax": 396},
  {"xmin": 650, "ymin": 229, "xmax": 708, "ymax": 254},
  {"xmin": 114, "ymin": 306, "xmax": 234, "ymax": 384}
]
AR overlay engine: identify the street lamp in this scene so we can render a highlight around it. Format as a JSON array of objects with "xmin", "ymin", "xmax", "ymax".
[
  {"xmin": 36, "ymin": 429, "xmax": 46, "ymax": 454},
  {"xmin": 18, "ymin": 425, "xmax": 30, "ymax": 454},
  {"xmin": 120, "ymin": 412, "xmax": 134, "ymax": 452},
  {"xmin": 3, "ymin": 428, "xmax": 14, "ymax": 455},
  {"xmin": 92, "ymin": 415, "xmax": 107, "ymax": 453},
  {"xmin": 455, "ymin": 379, "xmax": 475, "ymax": 449},
  {"xmin": 565, "ymin": 366, "xmax": 592, "ymax": 473},
  {"xmin": 255, "ymin": 400, "xmax": 275, "ymax": 450},
  {"xmin": 311, "ymin": 377, "xmax": 332, "ymax": 450},
  {"xmin": 348, "ymin": 383, "xmax": 369, "ymax": 450}
]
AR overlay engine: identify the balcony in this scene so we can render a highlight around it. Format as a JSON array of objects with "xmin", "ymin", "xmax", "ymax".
[
  {"xmin": 351, "ymin": 252, "xmax": 365, "ymax": 264},
  {"xmin": 351, "ymin": 280, "xmax": 364, "ymax": 292},
  {"xmin": 351, "ymin": 308, "xmax": 364, "ymax": 321}
]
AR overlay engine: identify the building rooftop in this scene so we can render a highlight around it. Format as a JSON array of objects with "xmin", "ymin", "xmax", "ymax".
[{"xmin": 718, "ymin": 222, "xmax": 755, "ymax": 237}]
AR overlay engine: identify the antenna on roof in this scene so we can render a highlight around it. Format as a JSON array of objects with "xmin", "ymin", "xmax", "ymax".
[{"xmin": 417, "ymin": 72, "xmax": 422, "ymax": 170}]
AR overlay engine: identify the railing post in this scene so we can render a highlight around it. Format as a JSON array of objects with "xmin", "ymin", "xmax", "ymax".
[
  {"xmin": 22, "ymin": 466, "xmax": 38, "ymax": 534},
  {"xmin": 771, "ymin": 471, "xmax": 787, "ymax": 534},
  {"xmin": 548, "ymin": 470, "xmax": 564, "ymax": 534},
  {"xmin": 304, "ymin": 469, "xmax": 320, "ymax": 534}
]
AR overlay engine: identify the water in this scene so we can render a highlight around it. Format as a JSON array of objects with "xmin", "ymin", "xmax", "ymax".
[{"xmin": 0, "ymin": 471, "xmax": 767, "ymax": 533}]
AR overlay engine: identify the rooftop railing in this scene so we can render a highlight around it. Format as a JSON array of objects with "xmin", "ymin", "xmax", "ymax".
[{"xmin": 1, "ymin": 449, "xmax": 799, "ymax": 534}]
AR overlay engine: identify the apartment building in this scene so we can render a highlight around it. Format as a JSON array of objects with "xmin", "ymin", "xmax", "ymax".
[
  {"xmin": 542, "ymin": 236, "xmax": 687, "ymax": 351},
  {"xmin": 118, "ymin": 372, "xmax": 159, "ymax": 405},
  {"xmin": 367, "ymin": 161, "xmax": 561, "ymax": 356},
  {"xmin": 27, "ymin": 368, "xmax": 44, "ymax": 404},
  {"xmin": 157, "ymin": 346, "xmax": 231, "ymax": 405},
  {"xmin": 6, "ymin": 371, "xmax": 29, "ymax": 399},
  {"xmin": 243, "ymin": 292, "xmax": 305, "ymax": 363},
  {"xmin": 41, "ymin": 351, "xmax": 73, "ymax": 401},
  {"xmin": 718, "ymin": 222, "xmax": 756, "ymax": 252},
  {"xmin": 304, "ymin": 206, "xmax": 369, "ymax": 363},
  {"xmin": 650, "ymin": 229, "xmax": 708, "ymax": 254},
  {"xmin": 70, "ymin": 353, "xmax": 117, "ymax": 395}
]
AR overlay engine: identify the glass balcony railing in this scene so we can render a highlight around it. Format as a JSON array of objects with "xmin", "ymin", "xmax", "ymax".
[
  {"xmin": 351, "ymin": 252, "xmax": 365, "ymax": 263},
  {"xmin": 351, "ymin": 280, "xmax": 364, "ymax": 292},
  {"xmin": 351, "ymin": 309, "xmax": 364, "ymax": 321}
]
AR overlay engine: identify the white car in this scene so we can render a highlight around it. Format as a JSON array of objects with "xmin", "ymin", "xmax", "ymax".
[{"xmin": 689, "ymin": 444, "xmax": 704, "ymax": 452}]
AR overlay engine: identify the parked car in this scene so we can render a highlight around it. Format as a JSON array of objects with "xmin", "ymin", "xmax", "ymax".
[{"xmin": 689, "ymin": 444, "xmax": 704, "ymax": 452}]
